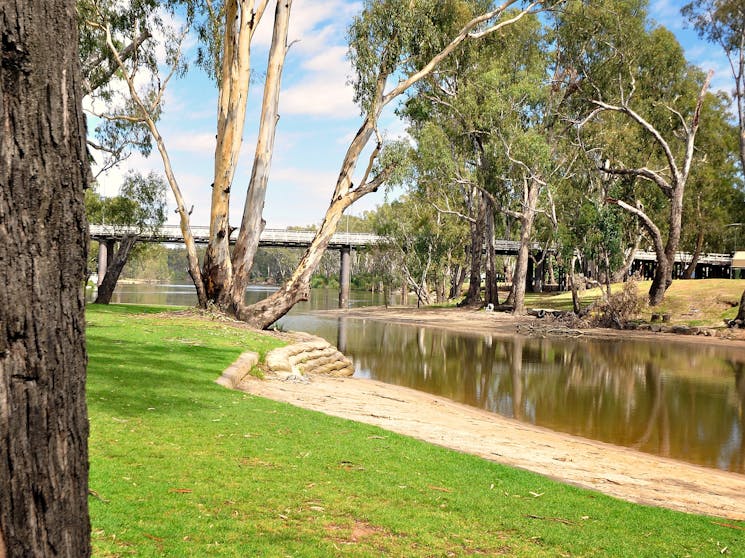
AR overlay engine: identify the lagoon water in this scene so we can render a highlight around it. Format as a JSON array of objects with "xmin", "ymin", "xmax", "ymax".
[{"xmin": 93, "ymin": 282, "xmax": 745, "ymax": 474}]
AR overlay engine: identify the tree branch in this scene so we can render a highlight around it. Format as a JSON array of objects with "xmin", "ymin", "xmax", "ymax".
[
  {"xmin": 382, "ymin": 0, "xmax": 552, "ymax": 106},
  {"xmin": 600, "ymin": 165, "xmax": 673, "ymax": 196}
]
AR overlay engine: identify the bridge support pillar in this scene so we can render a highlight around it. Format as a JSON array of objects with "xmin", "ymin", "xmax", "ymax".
[
  {"xmin": 97, "ymin": 239, "xmax": 115, "ymax": 286},
  {"xmin": 339, "ymin": 246, "xmax": 351, "ymax": 308}
]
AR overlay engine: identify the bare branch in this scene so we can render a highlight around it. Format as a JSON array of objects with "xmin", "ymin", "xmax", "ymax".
[
  {"xmin": 601, "ymin": 165, "xmax": 673, "ymax": 196},
  {"xmin": 590, "ymin": 98, "xmax": 681, "ymax": 184},
  {"xmin": 476, "ymin": 185, "xmax": 522, "ymax": 220},
  {"xmin": 431, "ymin": 199, "xmax": 477, "ymax": 223},
  {"xmin": 84, "ymin": 30, "xmax": 152, "ymax": 93}
]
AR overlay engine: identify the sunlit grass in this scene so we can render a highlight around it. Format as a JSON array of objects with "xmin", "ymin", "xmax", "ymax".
[
  {"xmin": 522, "ymin": 279, "xmax": 745, "ymax": 327},
  {"xmin": 87, "ymin": 304, "xmax": 745, "ymax": 556}
]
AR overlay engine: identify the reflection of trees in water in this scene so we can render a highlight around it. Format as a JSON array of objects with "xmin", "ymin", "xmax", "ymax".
[
  {"xmin": 343, "ymin": 319, "xmax": 745, "ymax": 473},
  {"xmin": 724, "ymin": 362, "xmax": 745, "ymax": 472}
]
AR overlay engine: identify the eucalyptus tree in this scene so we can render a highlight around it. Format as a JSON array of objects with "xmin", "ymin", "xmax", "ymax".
[
  {"xmin": 564, "ymin": 0, "xmax": 713, "ymax": 305},
  {"xmin": 1, "ymin": 0, "xmax": 91, "ymax": 554},
  {"xmin": 92, "ymin": 0, "xmax": 561, "ymax": 327},
  {"xmin": 683, "ymin": 0, "xmax": 745, "ymax": 321},
  {"xmin": 403, "ymin": 8, "xmax": 574, "ymax": 314},
  {"xmin": 238, "ymin": 0, "xmax": 565, "ymax": 327},
  {"xmin": 684, "ymin": 0, "xmax": 745, "ymax": 172},
  {"xmin": 78, "ymin": 0, "xmax": 178, "ymax": 177},
  {"xmin": 680, "ymin": 93, "xmax": 743, "ymax": 277},
  {"xmin": 374, "ymin": 192, "xmax": 469, "ymax": 305}
]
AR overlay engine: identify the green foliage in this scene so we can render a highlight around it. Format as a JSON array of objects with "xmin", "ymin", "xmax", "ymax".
[
  {"xmin": 87, "ymin": 305, "xmax": 745, "ymax": 556},
  {"xmin": 86, "ymin": 171, "xmax": 167, "ymax": 233},
  {"xmin": 79, "ymin": 0, "xmax": 190, "ymax": 172},
  {"xmin": 348, "ymin": 0, "xmax": 439, "ymax": 111},
  {"xmin": 683, "ymin": 0, "xmax": 745, "ymax": 54}
]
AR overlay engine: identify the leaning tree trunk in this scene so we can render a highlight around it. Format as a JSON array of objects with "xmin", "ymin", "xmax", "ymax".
[
  {"xmin": 94, "ymin": 235, "xmax": 137, "ymax": 304},
  {"xmin": 611, "ymin": 234, "xmax": 641, "ymax": 283},
  {"xmin": 682, "ymin": 227, "xmax": 705, "ymax": 279},
  {"xmin": 0, "ymin": 0, "xmax": 91, "ymax": 555}
]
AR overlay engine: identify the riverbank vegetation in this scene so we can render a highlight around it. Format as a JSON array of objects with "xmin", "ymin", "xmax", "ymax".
[
  {"xmin": 83, "ymin": 0, "xmax": 745, "ymax": 327},
  {"xmin": 87, "ymin": 304, "xmax": 744, "ymax": 556}
]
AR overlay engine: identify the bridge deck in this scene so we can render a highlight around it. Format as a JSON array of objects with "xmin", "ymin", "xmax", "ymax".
[
  {"xmin": 89, "ymin": 225, "xmax": 738, "ymax": 266},
  {"xmin": 89, "ymin": 224, "xmax": 382, "ymax": 249}
]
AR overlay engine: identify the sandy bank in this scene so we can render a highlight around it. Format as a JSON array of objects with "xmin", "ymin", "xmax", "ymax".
[{"xmin": 240, "ymin": 372, "xmax": 745, "ymax": 521}]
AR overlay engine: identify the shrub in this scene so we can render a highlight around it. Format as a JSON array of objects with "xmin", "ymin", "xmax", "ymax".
[{"xmin": 591, "ymin": 277, "xmax": 645, "ymax": 329}]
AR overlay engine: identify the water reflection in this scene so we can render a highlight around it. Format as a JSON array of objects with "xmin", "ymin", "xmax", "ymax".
[
  {"xmin": 290, "ymin": 315, "xmax": 745, "ymax": 474},
  {"xmin": 91, "ymin": 283, "xmax": 745, "ymax": 473}
]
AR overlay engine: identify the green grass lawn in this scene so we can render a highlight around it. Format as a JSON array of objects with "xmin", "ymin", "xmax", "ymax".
[{"xmin": 87, "ymin": 304, "xmax": 745, "ymax": 557}]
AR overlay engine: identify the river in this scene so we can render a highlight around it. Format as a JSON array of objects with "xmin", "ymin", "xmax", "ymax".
[{"xmin": 91, "ymin": 282, "xmax": 745, "ymax": 474}]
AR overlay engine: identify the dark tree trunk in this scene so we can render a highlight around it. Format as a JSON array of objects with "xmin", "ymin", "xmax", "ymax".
[
  {"xmin": 94, "ymin": 235, "xmax": 137, "ymax": 304},
  {"xmin": 736, "ymin": 289, "xmax": 745, "ymax": 322},
  {"xmin": 568, "ymin": 256, "xmax": 582, "ymax": 315},
  {"xmin": 450, "ymin": 264, "xmax": 466, "ymax": 299},
  {"xmin": 0, "ymin": 0, "xmax": 91, "ymax": 555},
  {"xmin": 485, "ymin": 202, "xmax": 499, "ymax": 306},
  {"xmin": 464, "ymin": 193, "xmax": 486, "ymax": 306}
]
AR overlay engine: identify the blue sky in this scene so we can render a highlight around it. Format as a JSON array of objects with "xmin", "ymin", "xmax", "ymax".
[{"xmin": 89, "ymin": 0, "xmax": 734, "ymax": 229}]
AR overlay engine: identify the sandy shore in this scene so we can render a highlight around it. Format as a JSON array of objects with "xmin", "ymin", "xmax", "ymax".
[{"xmin": 238, "ymin": 306, "xmax": 745, "ymax": 521}]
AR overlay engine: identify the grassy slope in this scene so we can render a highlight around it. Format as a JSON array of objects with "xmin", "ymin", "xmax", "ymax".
[
  {"xmin": 524, "ymin": 278, "xmax": 745, "ymax": 327},
  {"xmin": 87, "ymin": 305, "xmax": 745, "ymax": 557}
]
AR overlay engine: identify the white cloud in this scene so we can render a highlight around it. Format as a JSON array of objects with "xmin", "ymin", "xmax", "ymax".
[
  {"xmin": 166, "ymin": 132, "xmax": 217, "ymax": 154},
  {"xmin": 649, "ymin": 0, "xmax": 685, "ymax": 30},
  {"xmin": 281, "ymin": 76, "xmax": 357, "ymax": 117}
]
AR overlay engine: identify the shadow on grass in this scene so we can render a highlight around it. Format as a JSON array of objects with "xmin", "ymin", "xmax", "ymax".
[{"xmin": 87, "ymin": 335, "xmax": 240, "ymax": 419}]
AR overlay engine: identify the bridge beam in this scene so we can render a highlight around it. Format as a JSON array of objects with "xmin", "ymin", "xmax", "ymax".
[{"xmin": 339, "ymin": 246, "xmax": 351, "ymax": 309}]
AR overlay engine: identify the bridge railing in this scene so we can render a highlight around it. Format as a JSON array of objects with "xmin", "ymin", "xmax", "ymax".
[
  {"xmin": 89, "ymin": 224, "xmax": 385, "ymax": 248},
  {"xmin": 633, "ymin": 250, "xmax": 732, "ymax": 266}
]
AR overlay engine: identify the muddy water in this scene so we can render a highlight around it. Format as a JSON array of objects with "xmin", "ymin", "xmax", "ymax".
[{"xmin": 96, "ymin": 283, "xmax": 745, "ymax": 473}]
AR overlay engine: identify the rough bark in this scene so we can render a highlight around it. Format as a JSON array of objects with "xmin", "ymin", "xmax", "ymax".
[
  {"xmin": 0, "ymin": 0, "xmax": 91, "ymax": 555},
  {"xmin": 94, "ymin": 235, "xmax": 138, "ymax": 304}
]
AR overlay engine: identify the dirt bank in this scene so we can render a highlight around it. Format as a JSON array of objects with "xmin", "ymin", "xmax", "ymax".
[{"xmin": 318, "ymin": 305, "xmax": 745, "ymax": 346}]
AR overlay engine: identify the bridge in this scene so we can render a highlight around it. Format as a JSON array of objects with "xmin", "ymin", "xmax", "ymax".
[
  {"xmin": 90, "ymin": 224, "xmax": 741, "ymax": 307},
  {"xmin": 90, "ymin": 224, "xmax": 385, "ymax": 307},
  {"xmin": 89, "ymin": 224, "xmax": 383, "ymax": 249}
]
